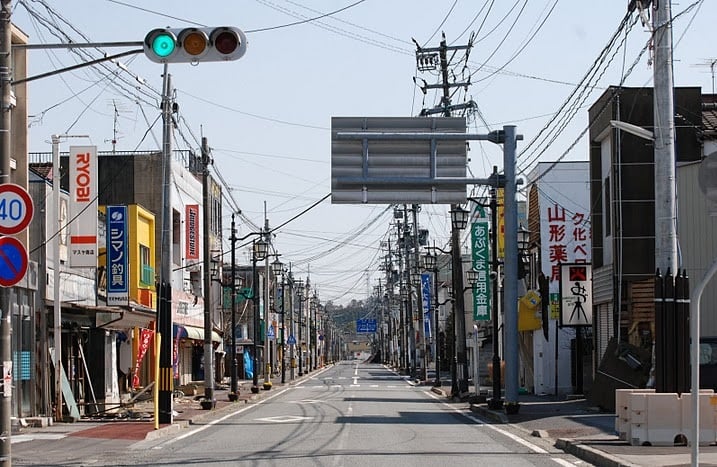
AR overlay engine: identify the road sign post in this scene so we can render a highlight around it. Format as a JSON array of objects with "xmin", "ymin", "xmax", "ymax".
[
  {"xmin": 0, "ymin": 183, "xmax": 34, "ymax": 235},
  {"xmin": 0, "ymin": 237, "xmax": 28, "ymax": 288}
]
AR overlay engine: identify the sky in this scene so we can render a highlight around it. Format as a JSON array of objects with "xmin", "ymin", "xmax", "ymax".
[{"xmin": 10, "ymin": 0, "xmax": 717, "ymax": 305}]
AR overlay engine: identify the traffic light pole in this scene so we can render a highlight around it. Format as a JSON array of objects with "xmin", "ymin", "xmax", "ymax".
[
  {"xmin": 157, "ymin": 65, "xmax": 174, "ymax": 424},
  {"xmin": 201, "ymin": 137, "xmax": 215, "ymax": 408}
]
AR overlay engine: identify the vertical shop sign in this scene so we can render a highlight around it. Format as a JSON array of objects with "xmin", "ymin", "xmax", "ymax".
[
  {"xmin": 185, "ymin": 204, "xmax": 199, "ymax": 260},
  {"xmin": 69, "ymin": 146, "xmax": 98, "ymax": 267},
  {"xmin": 107, "ymin": 205, "xmax": 129, "ymax": 306},
  {"xmin": 471, "ymin": 207, "xmax": 491, "ymax": 321}
]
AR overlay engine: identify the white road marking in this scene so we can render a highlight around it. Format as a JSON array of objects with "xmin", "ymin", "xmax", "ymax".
[
  {"xmin": 159, "ymin": 367, "xmax": 338, "ymax": 447},
  {"xmin": 424, "ymin": 390, "xmax": 548, "ymax": 454},
  {"xmin": 166, "ymin": 387, "xmax": 291, "ymax": 445},
  {"xmin": 370, "ymin": 385, "xmax": 379, "ymax": 388},
  {"xmin": 349, "ymin": 384, "xmax": 360, "ymax": 388},
  {"xmin": 11, "ymin": 433, "xmax": 66, "ymax": 444},
  {"xmin": 552, "ymin": 458, "xmax": 579, "ymax": 466},
  {"xmin": 255, "ymin": 415, "xmax": 313, "ymax": 423}
]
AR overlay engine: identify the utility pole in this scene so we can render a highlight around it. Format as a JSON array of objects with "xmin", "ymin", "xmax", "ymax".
[
  {"xmin": 652, "ymin": 0, "xmax": 678, "ymax": 275},
  {"xmin": 0, "ymin": 1, "xmax": 12, "ymax": 463},
  {"xmin": 263, "ymin": 214, "xmax": 272, "ymax": 389},
  {"xmin": 436, "ymin": 34, "xmax": 471, "ymax": 396},
  {"xmin": 201, "ymin": 137, "xmax": 215, "ymax": 408},
  {"xmin": 411, "ymin": 204, "xmax": 428, "ymax": 382},
  {"xmin": 157, "ymin": 65, "xmax": 174, "ymax": 424},
  {"xmin": 403, "ymin": 204, "xmax": 416, "ymax": 378}
]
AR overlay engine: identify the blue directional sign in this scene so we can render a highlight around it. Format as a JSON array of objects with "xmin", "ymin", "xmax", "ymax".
[
  {"xmin": 356, "ymin": 318, "xmax": 377, "ymax": 333},
  {"xmin": 0, "ymin": 236, "xmax": 28, "ymax": 287}
]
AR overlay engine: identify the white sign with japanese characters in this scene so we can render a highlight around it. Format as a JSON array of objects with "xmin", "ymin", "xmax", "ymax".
[{"xmin": 559, "ymin": 263, "xmax": 593, "ymax": 326}]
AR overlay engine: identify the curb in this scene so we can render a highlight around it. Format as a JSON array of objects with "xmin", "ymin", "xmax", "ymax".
[
  {"xmin": 144, "ymin": 420, "xmax": 190, "ymax": 441},
  {"xmin": 555, "ymin": 438, "xmax": 640, "ymax": 467},
  {"xmin": 469, "ymin": 404, "xmax": 509, "ymax": 424}
]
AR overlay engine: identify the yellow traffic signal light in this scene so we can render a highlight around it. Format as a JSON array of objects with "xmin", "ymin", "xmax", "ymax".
[{"xmin": 144, "ymin": 27, "xmax": 247, "ymax": 63}]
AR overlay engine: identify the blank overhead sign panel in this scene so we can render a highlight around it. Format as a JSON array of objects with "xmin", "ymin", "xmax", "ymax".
[{"xmin": 331, "ymin": 117, "xmax": 468, "ymax": 204}]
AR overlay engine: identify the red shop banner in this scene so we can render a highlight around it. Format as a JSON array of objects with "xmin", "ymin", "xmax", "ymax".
[{"xmin": 132, "ymin": 328, "xmax": 155, "ymax": 388}]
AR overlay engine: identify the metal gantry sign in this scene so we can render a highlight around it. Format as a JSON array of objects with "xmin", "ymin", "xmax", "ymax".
[{"xmin": 331, "ymin": 117, "xmax": 468, "ymax": 204}]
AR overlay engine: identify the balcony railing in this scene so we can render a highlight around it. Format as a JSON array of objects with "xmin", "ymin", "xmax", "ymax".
[{"xmin": 141, "ymin": 265, "xmax": 155, "ymax": 286}]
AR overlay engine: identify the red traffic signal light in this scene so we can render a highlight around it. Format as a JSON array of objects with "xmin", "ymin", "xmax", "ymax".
[{"xmin": 144, "ymin": 27, "xmax": 247, "ymax": 64}]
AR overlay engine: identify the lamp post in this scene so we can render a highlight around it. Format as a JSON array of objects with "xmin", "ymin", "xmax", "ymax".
[
  {"xmin": 423, "ymin": 251, "xmax": 441, "ymax": 386},
  {"xmin": 228, "ymin": 215, "xmax": 240, "ymax": 401},
  {"xmin": 410, "ymin": 269, "xmax": 427, "ymax": 381},
  {"xmin": 251, "ymin": 238, "xmax": 268, "ymax": 394},
  {"xmin": 450, "ymin": 205, "xmax": 471, "ymax": 397},
  {"xmin": 487, "ymin": 185, "xmax": 504, "ymax": 410},
  {"xmin": 272, "ymin": 257, "xmax": 286, "ymax": 384},
  {"xmin": 296, "ymin": 280, "xmax": 304, "ymax": 376}
]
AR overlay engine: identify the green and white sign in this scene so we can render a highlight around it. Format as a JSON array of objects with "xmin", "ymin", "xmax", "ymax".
[{"xmin": 471, "ymin": 207, "xmax": 491, "ymax": 321}]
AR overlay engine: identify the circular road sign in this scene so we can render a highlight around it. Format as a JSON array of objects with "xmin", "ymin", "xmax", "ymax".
[
  {"xmin": 0, "ymin": 236, "xmax": 29, "ymax": 287},
  {"xmin": 0, "ymin": 184, "xmax": 34, "ymax": 235}
]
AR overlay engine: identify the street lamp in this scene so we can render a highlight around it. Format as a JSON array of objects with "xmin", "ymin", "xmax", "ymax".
[
  {"xmin": 422, "ymin": 251, "xmax": 442, "ymax": 387},
  {"xmin": 251, "ymin": 238, "xmax": 268, "ymax": 394},
  {"xmin": 409, "ymin": 269, "xmax": 428, "ymax": 381},
  {"xmin": 272, "ymin": 257, "xmax": 286, "ymax": 384},
  {"xmin": 488, "ymin": 186, "xmax": 503, "ymax": 410},
  {"xmin": 449, "ymin": 205, "xmax": 470, "ymax": 397},
  {"xmin": 214, "ymin": 265, "xmax": 243, "ymax": 401}
]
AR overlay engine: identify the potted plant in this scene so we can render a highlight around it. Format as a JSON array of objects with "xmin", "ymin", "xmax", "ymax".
[
  {"xmin": 505, "ymin": 401, "xmax": 520, "ymax": 415},
  {"xmin": 200, "ymin": 398, "xmax": 216, "ymax": 410}
]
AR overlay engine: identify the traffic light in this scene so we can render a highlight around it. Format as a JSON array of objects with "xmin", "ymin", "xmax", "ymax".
[{"xmin": 143, "ymin": 27, "xmax": 247, "ymax": 64}]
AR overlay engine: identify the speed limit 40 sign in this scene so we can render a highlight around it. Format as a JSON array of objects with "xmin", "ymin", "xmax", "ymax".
[{"xmin": 0, "ymin": 184, "xmax": 34, "ymax": 235}]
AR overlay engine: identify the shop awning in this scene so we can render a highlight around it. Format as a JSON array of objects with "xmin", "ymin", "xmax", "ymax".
[
  {"xmin": 175, "ymin": 324, "xmax": 221, "ymax": 343},
  {"xmin": 96, "ymin": 309, "xmax": 156, "ymax": 330}
]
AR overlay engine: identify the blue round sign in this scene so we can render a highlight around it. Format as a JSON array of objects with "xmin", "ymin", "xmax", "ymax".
[{"xmin": 0, "ymin": 236, "xmax": 28, "ymax": 287}]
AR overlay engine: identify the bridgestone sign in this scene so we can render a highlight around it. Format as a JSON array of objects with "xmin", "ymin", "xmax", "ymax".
[{"xmin": 331, "ymin": 117, "xmax": 467, "ymax": 204}]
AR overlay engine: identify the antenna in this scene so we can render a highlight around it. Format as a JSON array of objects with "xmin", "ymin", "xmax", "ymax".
[{"xmin": 692, "ymin": 58, "xmax": 717, "ymax": 95}]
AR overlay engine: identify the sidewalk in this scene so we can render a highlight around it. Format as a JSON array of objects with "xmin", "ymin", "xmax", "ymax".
[
  {"xmin": 429, "ymin": 381, "xmax": 717, "ymax": 467},
  {"xmin": 12, "ymin": 371, "xmax": 305, "ymax": 443}
]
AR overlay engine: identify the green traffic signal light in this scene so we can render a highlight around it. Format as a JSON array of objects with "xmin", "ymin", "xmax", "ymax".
[
  {"xmin": 143, "ymin": 27, "xmax": 247, "ymax": 64},
  {"xmin": 151, "ymin": 32, "xmax": 176, "ymax": 58}
]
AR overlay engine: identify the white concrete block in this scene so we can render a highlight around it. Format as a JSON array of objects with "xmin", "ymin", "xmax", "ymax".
[
  {"xmin": 680, "ymin": 392, "xmax": 717, "ymax": 446},
  {"xmin": 629, "ymin": 392, "xmax": 681, "ymax": 446},
  {"xmin": 615, "ymin": 388, "xmax": 654, "ymax": 440}
]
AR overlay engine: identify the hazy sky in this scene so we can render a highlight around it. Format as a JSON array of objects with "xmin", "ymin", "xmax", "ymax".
[{"xmin": 11, "ymin": 0, "xmax": 716, "ymax": 304}]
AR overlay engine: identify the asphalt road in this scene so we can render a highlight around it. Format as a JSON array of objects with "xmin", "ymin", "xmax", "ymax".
[{"xmin": 12, "ymin": 362, "xmax": 587, "ymax": 466}]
